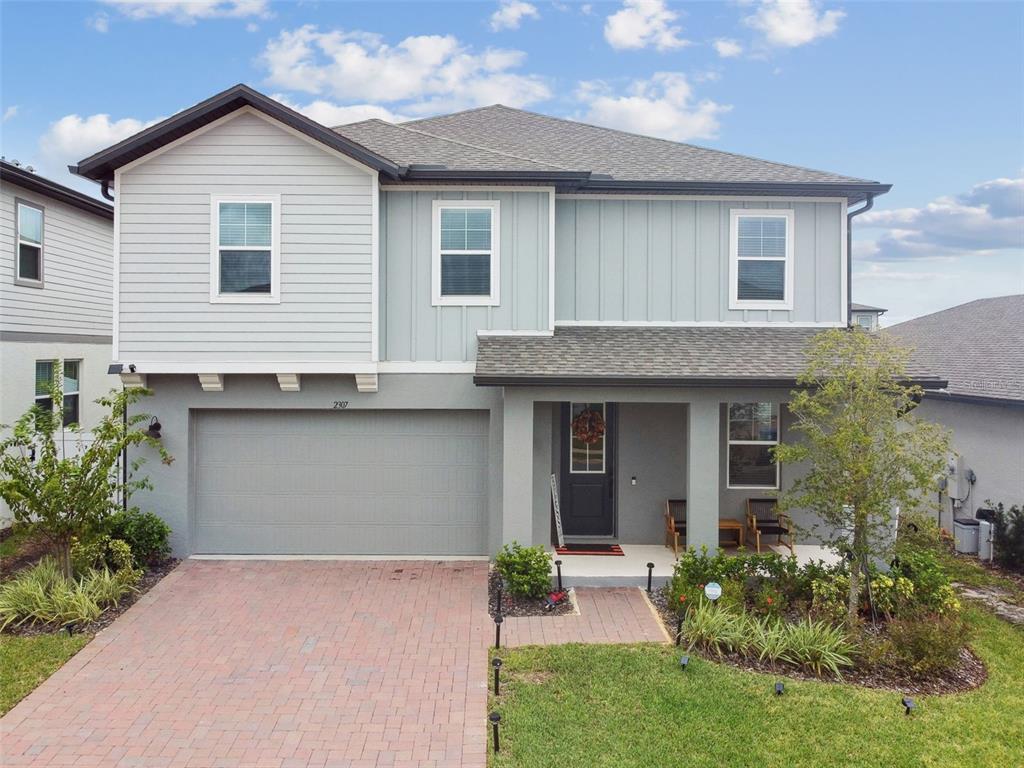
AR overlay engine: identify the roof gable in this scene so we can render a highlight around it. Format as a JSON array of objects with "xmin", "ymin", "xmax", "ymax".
[{"xmin": 1, "ymin": 160, "xmax": 113, "ymax": 220}]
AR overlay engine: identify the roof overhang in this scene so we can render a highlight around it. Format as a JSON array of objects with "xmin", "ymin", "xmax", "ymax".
[
  {"xmin": 0, "ymin": 161, "xmax": 113, "ymax": 220},
  {"xmin": 576, "ymin": 180, "xmax": 892, "ymax": 205},
  {"xmin": 72, "ymin": 84, "xmax": 402, "ymax": 183},
  {"xmin": 473, "ymin": 374, "xmax": 948, "ymax": 389}
]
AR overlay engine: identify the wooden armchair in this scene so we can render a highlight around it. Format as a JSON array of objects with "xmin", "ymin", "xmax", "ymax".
[
  {"xmin": 664, "ymin": 499, "xmax": 687, "ymax": 556},
  {"xmin": 746, "ymin": 498, "xmax": 793, "ymax": 554}
]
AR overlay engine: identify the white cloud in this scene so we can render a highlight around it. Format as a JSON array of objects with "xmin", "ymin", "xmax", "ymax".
[
  {"xmin": 489, "ymin": 0, "xmax": 539, "ymax": 31},
  {"xmin": 39, "ymin": 113, "xmax": 161, "ymax": 174},
  {"xmin": 260, "ymin": 26, "xmax": 550, "ymax": 114},
  {"xmin": 89, "ymin": 12, "xmax": 110, "ymax": 32},
  {"xmin": 246, "ymin": 21, "xmax": 258, "ymax": 32},
  {"xmin": 857, "ymin": 177, "xmax": 1024, "ymax": 261},
  {"xmin": 580, "ymin": 3, "xmax": 593, "ymax": 14},
  {"xmin": 744, "ymin": 0, "xmax": 844, "ymax": 48},
  {"xmin": 577, "ymin": 72, "xmax": 730, "ymax": 142},
  {"xmin": 604, "ymin": 0, "xmax": 689, "ymax": 51},
  {"xmin": 102, "ymin": 0, "xmax": 269, "ymax": 25},
  {"xmin": 272, "ymin": 95, "xmax": 410, "ymax": 127},
  {"xmin": 713, "ymin": 38, "xmax": 743, "ymax": 58},
  {"xmin": 3, "ymin": 106, "xmax": 18, "ymax": 122}
]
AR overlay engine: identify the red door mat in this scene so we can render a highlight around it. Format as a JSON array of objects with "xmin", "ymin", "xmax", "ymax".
[{"xmin": 555, "ymin": 543, "xmax": 624, "ymax": 556}]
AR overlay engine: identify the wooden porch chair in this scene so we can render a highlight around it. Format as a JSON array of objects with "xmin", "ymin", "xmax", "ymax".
[
  {"xmin": 664, "ymin": 499, "xmax": 687, "ymax": 556},
  {"xmin": 746, "ymin": 498, "xmax": 794, "ymax": 554}
]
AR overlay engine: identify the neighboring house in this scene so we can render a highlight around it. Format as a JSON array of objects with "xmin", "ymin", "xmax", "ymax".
[
  {"xmin": 70, "ymin": 84, "xmax": 945, "ymax": 558},
  {"xmin": 851, "ymin": 302, "xmax": 886, "ymax": 331},
  {"xmin": 889, "ymin": 295, "xmax": 1024, "ymax": 529},
  {"xmin": 0, "ymin": 160, "xmax": 117, "ymax": 524}
]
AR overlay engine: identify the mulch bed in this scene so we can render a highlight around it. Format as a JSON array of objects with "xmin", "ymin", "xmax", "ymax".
[
  {"xmin": 488, "ymin": 568, "xmax": 575, "ymax": 618},
  {"xmin": 649, "ymin": 587, "xmax": 988, "ymax": 696},
  {"xmin": 2, "ymin": 558, "xmax": 180, "ymax": 638},
  {"xmin": 0, "ymin": 531, "xmax": 53, "ymax": 582}
]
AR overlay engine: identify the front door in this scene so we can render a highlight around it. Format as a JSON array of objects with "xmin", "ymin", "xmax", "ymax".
[{"xmin": 560, "ymin": 402, "xmax": 616, "ymax": 537}]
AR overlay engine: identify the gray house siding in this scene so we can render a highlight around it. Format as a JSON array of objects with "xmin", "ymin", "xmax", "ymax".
[
  {"xmin": 117, "ymin": 109, "xmax": 375, "ymax": 364},
  {"xmin": 554, "ymin": 198, "xmax": 843, "ymax": 325},
  {"xmin": 380, "ymin": 189, "xmax": 550, "ymax": 362},
  {"xmin": 0, "ymin": 180, "xmax": 112, "ymax": 337}
]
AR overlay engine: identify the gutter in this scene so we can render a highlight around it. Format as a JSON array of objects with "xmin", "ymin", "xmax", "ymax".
[
  {"xmin": 847, "ymin": 194, "xmax": 877, "ymax": 325},
  {"xmin": 472, "ymin": 374, "xmax": 948, "ymax": 389}
]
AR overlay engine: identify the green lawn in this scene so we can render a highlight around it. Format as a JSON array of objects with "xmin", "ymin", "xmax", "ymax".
[
  {"xmin": 488, "ymin": 607, "xmax": 1023, "ymax": 768},
  {"xmin": 0, "ymin": 633, "xmax": 91, "ymax": 715},
  {"xmin": 936, "ymin": 548, "xmax": 1023, "ymax": 603}
]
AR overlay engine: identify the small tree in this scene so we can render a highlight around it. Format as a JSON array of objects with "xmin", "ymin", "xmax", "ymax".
[
  {"xmin": 0, "ymin": 371, "xmax": 172, "ymax": 578},
  {"xmin": 773, "ymin": 329, "xmax": 949, "ymax": 624}
]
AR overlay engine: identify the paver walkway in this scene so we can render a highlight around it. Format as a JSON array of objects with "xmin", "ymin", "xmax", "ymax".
[
  {"xmin": 1, "ymin": 559, "xmax": 490, "ymax": 768},
  {"xmin": 502, "ymin": 588, "xmax": 670, "ymax": 647}
]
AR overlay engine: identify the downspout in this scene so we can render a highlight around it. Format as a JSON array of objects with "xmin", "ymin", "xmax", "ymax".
[
  {"xmin": 101, "ymin": 179, "xmax": 114, "ymax": 202},
  {"xmin": 846, "ymin": 194, "xmax": 875, "ymax": 326}
]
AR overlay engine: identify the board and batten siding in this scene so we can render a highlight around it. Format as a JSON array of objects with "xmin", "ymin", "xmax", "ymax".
[
  {"xmin": 0, "ymin": 180, "xmax": 112, "ymax": 336},
  {"xmin": 554, "ymin": 198, "xmax": 844, "ymax": 324},
  {"xmin": 380, "ymin": 189, "xmax": 550, "ymax": 362},
  {"xmin": 117, "ymin": 110, "xmax": 375, "ymax": 363}
]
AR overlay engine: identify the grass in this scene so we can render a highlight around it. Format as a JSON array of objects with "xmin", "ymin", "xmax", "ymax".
[
  {"xmin": 934, "ymin": 548, "xmax": 1023, "ymax": 603},
  {"xmin": 488, "ymin": 607, "xmax": 1023, "ymax": 767},
  {"xmin": 0, "ymin": 632, "xmax": 90, "ymax": 715}
]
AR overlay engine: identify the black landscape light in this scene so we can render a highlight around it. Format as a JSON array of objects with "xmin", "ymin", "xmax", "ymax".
[
  {"xmin": 676, "ymin": 616, "xmax": 684, "ymax": 647},
  {"xmin": 775, "ymin": 682, "xmax": 784, "ymax": 696},
  {"xmin": 679, "ymin": 655, "xmax": 689, "ymax": 670},
  {"xmin": 555, "ymin": 559, "xmax": 563, "ymax": 591},
  {"xmin": 494, "ymin": 615, "xmax": 503, "ymax": 649},
  {"xmin": 646, "ymin": 562, "xmax": 655, "ymax": 593},
  {"xmin": 492, "ymin": 657, "xmax": 502, "ymax": 695},
  {"xmin": 145, "ymin": 416, "xmax": 162, "ymax": 439},
  {"xmin": 489, "ymin": 711, "xmax": 501, "ymax": 753},
  {"xmin": 902, "ymin": 697, "xmax": 915, "ymax": 715}
]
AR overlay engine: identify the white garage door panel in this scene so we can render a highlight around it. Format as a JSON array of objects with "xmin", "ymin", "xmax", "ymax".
[{"xmin": 193, "ymin": 409, "xmax": 490, "ymax": 554}]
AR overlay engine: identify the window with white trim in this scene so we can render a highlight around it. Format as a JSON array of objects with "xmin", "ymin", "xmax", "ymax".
[
  {"xmin": 210, "ymin": 195, "xmax": 280, "ymax": 303},
  {"xmin": 727, "ymin": 402, "xmax": 779, "ymax": 489},
  {"xmin": 15, "ymin": 200, "xmax": 44, "ymax": 286},
  {"xmin": 432, "ymin": 200, "xmax": 499, "ymax": 306},
  {"xmin": 729, "ymin": 210, "xmax": 794, "ymax": 310},
  {"xmin": 34, "ymin": 359, "xmax": 80, "ymax": 427}
]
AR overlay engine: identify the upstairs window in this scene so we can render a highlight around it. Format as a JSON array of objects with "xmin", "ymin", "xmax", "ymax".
[
  {"xmin": 727, "ymin": 402, "xmax": 780, "ymax": 489},
  {"xmin": 210, "ymin": 195, "xmax": 280, "ymax": 303},
  {"xmin": 729, "ymin": 210, "xmax": 794, "ymax": 310},
  {"xmin": 15, "ymin": 200, "xmax": 44, "ymax": 286},
  {"xmin": 432, "ymin": 200, "xmax": 500, "ymax": 306}
]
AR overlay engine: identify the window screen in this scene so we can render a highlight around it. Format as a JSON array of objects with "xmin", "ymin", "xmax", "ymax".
[
  {"xmin": 218, "ymin": 202, "xmax": 272, "ymax": 294},
  {"xmin": 439, "ymin": 207, "xmax": 493, "ymax": 297},
  {"xmin": 735, "ymin": 215, "xmax": 788, "ymax": 302},
  {"xmin": 17, "ymin": 203, "xmax": 43, "ymax": 283}
]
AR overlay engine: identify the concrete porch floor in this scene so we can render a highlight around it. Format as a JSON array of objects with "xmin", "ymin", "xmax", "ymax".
[{"xmin": 548, "ymin": 543, "xmax": 840, "ymax": 587}]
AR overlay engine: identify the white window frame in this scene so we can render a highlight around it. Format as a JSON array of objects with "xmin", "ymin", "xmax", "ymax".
[
  {"xmin": 209, "ymin": 193, "xmax": 281, "ymax": 304},
  {"xmin": 728, "ymin": 209, "xmax": 794, "ymax": 311},
  {"xmin": 62, "ymin": 360, "xmax": 81, "ymax": 427},
  {"xmin": 569, "ymin": 402, "xmax": 607, "ymax": 474},
  {"xmin": 15, "ymin": 199, "xmax": 45, "ymax": 288},
  {"xmin": 727, "ymin": 402, "xmax": 780, "ymax": 490},
  {"xmin": 855, "ymin": 313, "xmax": 874, "ymax": 330},
  {"xmin": 431, "ymin": 199, "xmax": 500, "ymax": 307}
]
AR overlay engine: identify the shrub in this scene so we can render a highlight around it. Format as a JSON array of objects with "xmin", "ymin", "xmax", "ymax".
[
  {"xmin": 872, "ymin": 613, "xmax": 971, "ymax": 676},
  {"xmin": 746, "ymin": 615, "xmax": 789, "ymax": 666},
  {"xmin": 0, "ymin": 558, "xmax": 139, "ymax": 630},
  {"xmin": 870, "ymin": 573, "xmax": 916, "ymax": 619},
  {"xmin": 811, "ymin": 575, "xmax": 849, "ymax": 623},
  {"xmin": 990, "ymin": 502, "xmax": 1024, "ymax": 573},
  {"xmin": 495, "ymin": 542, "xmax": 552, "ymax": 598},
  {"xmin": 893, "ymin": 547, "xmax": 960, "ymax": 615},
  {"xmin": 71, "ymin": 535, "xmax": 137, "ymax": 575},
  {"xmin": 681, "ymin": 600, "xmax": 746, "ymax": 657},
  {"xmin": 779, "ymin": 618, "xmax": 855, "ymax": 678},
  {"xmin": 104, "ymin": 509, "xmax": 171, "ymax": 566}
]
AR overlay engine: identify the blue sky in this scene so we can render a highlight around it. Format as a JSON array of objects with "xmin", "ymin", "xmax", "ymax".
[{"xmin": 2, "ymin": 0, "xmax": 1021, "ymax": 323}]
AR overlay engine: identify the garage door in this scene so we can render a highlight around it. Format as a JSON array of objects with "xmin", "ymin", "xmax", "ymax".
[{"xmin": 193, "ymin": 409, "xmax": 490, "ymax": 555}]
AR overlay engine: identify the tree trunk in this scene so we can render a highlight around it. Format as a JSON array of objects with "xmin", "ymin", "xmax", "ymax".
[
  {"xmin": 847, "ymin": 564, "xmax": 860, "ymax": 624},
  {"xmin": 54, "ymin": 537, "xmax": 73, "ymax": 580},
  {"xmin": 846, "ymin": 510, "xmax": 868, "ymax": 625}
]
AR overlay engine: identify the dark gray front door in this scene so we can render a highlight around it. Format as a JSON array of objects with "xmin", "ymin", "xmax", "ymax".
[{"xmin": 560, "ymin": 402, "xmax": 616, "ymax": 536}]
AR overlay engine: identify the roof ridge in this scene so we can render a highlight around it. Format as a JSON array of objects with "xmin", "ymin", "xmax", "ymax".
[
  {"xmin": 407, "ymin": 103, "xmax": 875, "ymax": 184},
  {"xmin": 394, "ymin": 120, "xmax": 576, "ymax": 171},
  {"xmin": 399, "ymin": 103, "xmax": 512, "ymax": 127}
]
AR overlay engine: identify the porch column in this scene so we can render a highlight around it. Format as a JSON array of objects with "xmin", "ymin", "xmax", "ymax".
[
  {"xmin": 686, "ymin": 398, "xmax": 720, "ymax": 551},
  {"xmin": 501, "ymin": 390, "xmax": 534, "ymax": 546}
]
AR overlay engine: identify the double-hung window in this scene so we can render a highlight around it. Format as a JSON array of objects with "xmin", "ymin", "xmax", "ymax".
[
  {"xmin": 15, "ymin": 199, "xmax": 44, "ymax": 286},
  {"xmin": 432, "ymin": 200, "xmax": 500, "ymax": 306},
  {"xmin": 729, "ymin": 209, "xmax": 794, "ymax": 310},
  {"xmin": 34, "ymin": 360, "xmax": 80, "ymax": 427},
  {"xmin": 727, "ymin": 402, "xmax": 780, "ymax": 489},
  {"xmin": 210, "ymin": 194, "xmax": 280, "ymax": 303}
]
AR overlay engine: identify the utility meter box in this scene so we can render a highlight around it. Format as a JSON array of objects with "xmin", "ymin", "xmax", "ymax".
[{"xmin": 953, "ymin": 517, "xmax": 980, "ymax": 555}]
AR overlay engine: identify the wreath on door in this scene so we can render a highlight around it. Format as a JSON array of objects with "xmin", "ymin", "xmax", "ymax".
[{"xmin": 571, "ymin": 407, "xmax": 606, "ymax": 445}]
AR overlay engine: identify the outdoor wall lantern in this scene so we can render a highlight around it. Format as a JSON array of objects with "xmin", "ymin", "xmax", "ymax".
[{"xmin": 145, "ymin": 417, "xmax": 162, "ymax": 439}]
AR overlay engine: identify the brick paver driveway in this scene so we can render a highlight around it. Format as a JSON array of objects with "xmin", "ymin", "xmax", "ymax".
[{"xmin": 1, "ymin": 559, "xmax": 490, "ymax": 768}]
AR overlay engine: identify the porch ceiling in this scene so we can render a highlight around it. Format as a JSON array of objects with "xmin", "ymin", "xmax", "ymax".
[{"xmin": 474, "ymin": 326, "xmax": 948, "ymax": 388}]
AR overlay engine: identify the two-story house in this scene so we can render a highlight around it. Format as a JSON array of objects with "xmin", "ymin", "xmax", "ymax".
[
  {"xmin": 1, "ymin": 160, "xmax": 117, "ymax": 525},
  {"xmin": 71, "ymin": 84, "xmax": 943, "ymax": 558}
]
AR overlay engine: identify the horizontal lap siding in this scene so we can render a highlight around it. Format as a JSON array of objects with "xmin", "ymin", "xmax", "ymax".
[
  {"xmin": 0, "ymin": 182, "xmax": 113, "ymax": 335},
  {"xmin": 117, "ymin": 111, "xmax": 374, "ymax": 363},
  {"xmin": 380, "ymin": 190, "xmax": 549, "ymax": 362},
  {"xmin": 555, "ymin": 199, "xmax": 843, "ymax": 324}
]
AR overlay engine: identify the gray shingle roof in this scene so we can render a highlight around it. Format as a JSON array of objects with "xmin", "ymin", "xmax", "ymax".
[
  {"xmin": 398, "ymin": 105, "xmax": 874, "ymax": 185},
  {"xmin": 851, "ymin": 302, "xmax": 887, "ymax": 313},
  {"xmin": 475, "ymin": 326, "xmax": 945, "ymax": 387},
  {"xmin": 888, "ymin": 295, "xmax": 1024, "ymax": 403}
]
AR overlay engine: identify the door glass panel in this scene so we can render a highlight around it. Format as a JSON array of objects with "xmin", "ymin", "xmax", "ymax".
[{"xmin": 569, "ymin": 402, "xmax": 606, "ymax": 473}]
